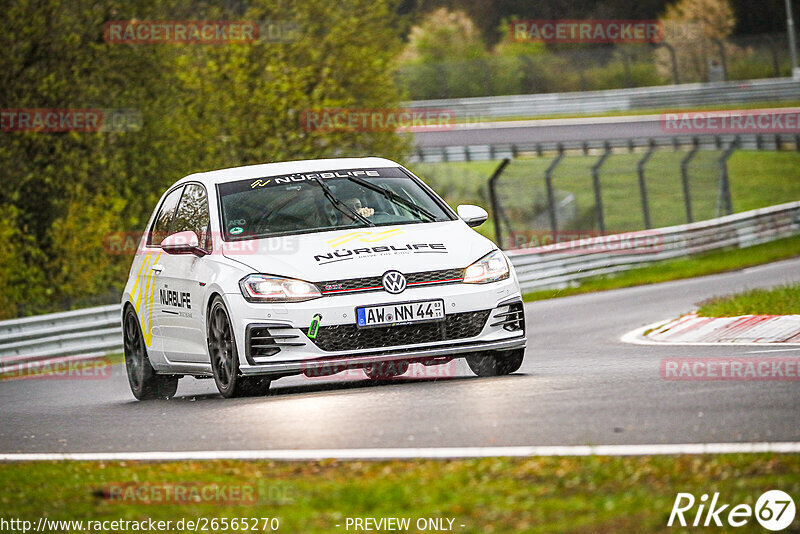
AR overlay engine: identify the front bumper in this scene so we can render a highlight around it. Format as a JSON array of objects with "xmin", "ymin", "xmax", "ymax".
[
  {"xmin": 226, "ymin": 277, "xmax": 526, "ymax": 377},
  {"xmin": 238, "ymin": 336, "xmax": 526, "ymax": 376}
]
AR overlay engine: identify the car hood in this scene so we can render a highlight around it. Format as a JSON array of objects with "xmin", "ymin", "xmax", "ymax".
[{"xmin": 223, "ymin": 220, "xmax": 495, "ymax": 282}]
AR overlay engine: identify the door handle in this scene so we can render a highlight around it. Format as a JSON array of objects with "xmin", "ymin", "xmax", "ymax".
[{"xmin": 151, "ymin": 264, "xmax": 164, "ymax": 273}]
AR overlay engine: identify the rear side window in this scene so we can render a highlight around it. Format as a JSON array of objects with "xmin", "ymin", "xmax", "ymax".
[
  {"xmin": 172, "ymin": 184, "xmax": 211, "ymax": 250},
  {"xmin": 149, "ymin": 186, "xmax": 183, "ymax": 246}
]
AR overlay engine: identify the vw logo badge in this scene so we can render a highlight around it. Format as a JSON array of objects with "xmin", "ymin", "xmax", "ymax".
[{"xmin": 382, "ymin": 271, "xmax": 407, "ymax": 294}]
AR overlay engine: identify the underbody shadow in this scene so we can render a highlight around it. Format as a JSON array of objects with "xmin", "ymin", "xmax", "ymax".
[{"xmin": 161, "ymin": 372, "xmax": 530, "ymax": 403}]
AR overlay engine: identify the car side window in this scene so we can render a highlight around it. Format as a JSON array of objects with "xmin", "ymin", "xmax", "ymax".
[
  {"xmin": 149, "ymin": 186, "xmax": 184, "ymax": 246},
  {"xmin": 172, "ymin": 183, "xmax": 212, "ymax": 251}
]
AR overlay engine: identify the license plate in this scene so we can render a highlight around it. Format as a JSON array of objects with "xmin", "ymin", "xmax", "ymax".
[{"xmin": 356, "ymin": 299, "xmax": 445, "ymax": 328}]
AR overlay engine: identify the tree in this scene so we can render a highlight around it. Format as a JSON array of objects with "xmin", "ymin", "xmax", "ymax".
[
  {"xmin": 658, "ymin": 0, "xmax": 737, "ymax": 82},
  {"xmin": 397, "ymin": 8, "xmax": 490, "ymax": 98},
  {"xmin": 0, "ymin": 0, "xmax": 410, "ymax": 319}
]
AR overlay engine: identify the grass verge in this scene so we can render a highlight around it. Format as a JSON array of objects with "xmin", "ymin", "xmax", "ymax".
[
  {"xmin": 697, "ymin": 283, "xmax": 800, "ymax": 317},
  {"xmin": 1, "ymin": 454, "xmax": 797, "ymax": 533},
  {"xmin": 523, "ymin": 235, "xmax": 800, "ymax": 302}
]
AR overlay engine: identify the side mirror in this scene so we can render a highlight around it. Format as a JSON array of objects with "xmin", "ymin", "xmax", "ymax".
[
  {"xmin": 161, "ymin": 231, "xmax": 207, "ymax": 257},
  {"xmin": 456, "ymin": 204, "xmax": 488, "ymax": 228}
]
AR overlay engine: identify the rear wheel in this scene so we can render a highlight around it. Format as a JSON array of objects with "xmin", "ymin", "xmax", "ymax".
[
  {"xmin": 466, "ymin": 348, "xmax": 525, "ymax": 377},
  {"xmin": 207, "ymin": 297, "xmax": 271, "ymax": 398},
  {"xmin": 364, "ymin": 360, "xmax": 409, "ymax": 380},
  {"xmin": 123, "ymin": 307, "xmax": 179, "ymax": 400}
]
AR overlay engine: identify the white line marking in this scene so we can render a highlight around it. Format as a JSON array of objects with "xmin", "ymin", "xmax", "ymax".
[
  {"xmin": 0, "ymin": 352, "xmax": 109, "ymax": 376},
  {"xmin": 746, "ymin": 347, "xmax": 800, "ymax": 354},
  {"xmin": 1, "ymin": 443, "xmax": 800, "ymax": 462},
  {"xmin": 453, "ymin": 113, "xmax": 662, "ymax": 131},
  {"xmin": 449, "ymin": 107, "xmax": 800, "ymax": 132}
]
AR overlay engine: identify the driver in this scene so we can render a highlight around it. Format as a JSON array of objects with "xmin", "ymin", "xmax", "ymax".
[{"xmin": 344, "ymin": 197, "xmax": 374, "ymax": 219}]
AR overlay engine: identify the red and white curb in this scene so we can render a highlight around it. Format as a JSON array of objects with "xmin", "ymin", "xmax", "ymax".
[{"xmin": 622, "ymin": 313, "xmax": 800, "ymax": 346}]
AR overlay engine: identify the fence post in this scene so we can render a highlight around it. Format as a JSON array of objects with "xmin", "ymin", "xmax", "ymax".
[
  {"xmin": 718, "ymin": 137, "xmax": 738, "ymax": 216},
  {"xmin": 480, "ymin": 58, "xmax": 493, "ymax": 96},
  {"xmin": 622, "ymin": 49, "xmax": 633, "ymax": 87},
  {"xmin": 545, "ymin": 145, "xmax": 565, "ymax": 233},
  {"xmin": 654, "ymin": 43, "xmax": 680, "ymax": 84},
  {"xmin": 520, "ymin": 55, "xmax": 538, "ymax": 93},
  {"xmin": 764, "ymin": 34, "xmax": 782, "ymax": 77},
  {"xmin": 591, "ymin": 142, "xmax": 612, "ymax": 233},
  {"xmin": 488, "ymin": 158, "xmax": 511, "ymax": 247},
  {"xmin": 713, "ymin": 39, "xmax": 729, "ymax": 81},
  {"xmin": 680, "ymin": 137, "xmax": 700, "ymax": 223},
  {"xmin": 637, "ymin": 140, "xmax": 657, "ymax": 229}
]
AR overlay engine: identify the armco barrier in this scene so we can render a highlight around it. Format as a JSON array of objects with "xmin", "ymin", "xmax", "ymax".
[
  {"xmin": 406, "ymin": 77, "xmax": 800, "ymax": 120},
  {"xmin": 0, "ymin": 304, "xmax": 121, "ymax": 372},
  {"xmin": 410, "ymin": 132, "xmax": 800, "ymax": 163},
  {"xmin": 506, "ymin": 201, "xmax": 800, "ymax": 291},
  {"xmin": 0, "ymin": 201, "xmax": 799, "ymax": 369}
]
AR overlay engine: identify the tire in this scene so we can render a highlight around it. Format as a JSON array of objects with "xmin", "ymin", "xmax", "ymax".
[
  {"xmin": 207, "ymin": 296, "xmax": 271, "ymax": 398},
  {"xmin": 364, "ymin": 360, "xmax": 409, "ymax": 380},
  {"xmin": 465, "ymin": 348, "xmax": 525, "ymax": 377},
  {"xmin": 123, "ymin": 307, "xmax": 179, "ymax": 400}
]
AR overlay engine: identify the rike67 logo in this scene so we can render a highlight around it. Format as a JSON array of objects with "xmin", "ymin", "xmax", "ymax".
[{"xmin": 668, "ymin": 490, "xmax": 796, "ymax": 531}]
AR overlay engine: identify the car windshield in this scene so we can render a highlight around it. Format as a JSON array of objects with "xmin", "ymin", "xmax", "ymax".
[{"xmin": 217, "ymin": 166, "xmax": 453, "ymax": 240}]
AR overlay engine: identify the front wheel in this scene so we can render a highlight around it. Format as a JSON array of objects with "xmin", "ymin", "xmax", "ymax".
[
  {"xmin": 465, "ymin": 348, "xmax": 525, "ymax": 377},
  {"xmin": 207, "ymin": 297, "xmax": 271, "ymax": 398},
  {"xmin": 123, "ymin": 307, "xmax": 179, "ymax": 400}
]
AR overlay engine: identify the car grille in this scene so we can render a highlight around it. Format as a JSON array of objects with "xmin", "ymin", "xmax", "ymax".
[
  {"xmin": 489, "ymin": 301, "xmax": 525, "ymax": 333},
  {"xmin": 306, "ymin": 310, "xmax": 490, "ymax": 352},
  {"xmin": 245, "ymin": 324, "xmax": 305, "ymax": 363},
  {"xmin": 317, "ymin": 268, "xmax": 464, "ymax": 296}
]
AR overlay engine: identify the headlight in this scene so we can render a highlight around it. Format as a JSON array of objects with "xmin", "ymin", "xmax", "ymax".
[
  {"xmin": 239, "ymin": 274, "xmax": 321, "ymax": 302},
  {"xmin": 463, "ymin": 250, "xmax": 510, "ymax": 284}
]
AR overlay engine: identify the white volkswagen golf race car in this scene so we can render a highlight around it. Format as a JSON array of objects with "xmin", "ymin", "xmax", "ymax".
[{"xmin": 121, "ymin": 157, "xmax": 526, "ymax": 399}]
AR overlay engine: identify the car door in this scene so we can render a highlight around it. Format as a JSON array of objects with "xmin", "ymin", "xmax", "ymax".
[
  {"xmin": 135, "ymin": 185, "xmax": 185, "ymax": 362},
  {"xmin": 157, "ymin": 183, "xmax": 214, "ymax": 363}
]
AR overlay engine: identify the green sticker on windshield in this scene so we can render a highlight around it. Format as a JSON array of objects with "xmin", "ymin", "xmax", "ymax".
[{"xmin": 230, "ymin": 227, "xmax": 243, "ymax": 235}]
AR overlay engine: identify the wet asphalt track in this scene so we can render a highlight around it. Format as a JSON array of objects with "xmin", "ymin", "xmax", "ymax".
[
  {"xmin": 1, "ymin": 258, "xmax": 799, "ymax": 454},
  {"xmin": 411, "ymin": 109, "xmax": 795, "ymax": 149}
]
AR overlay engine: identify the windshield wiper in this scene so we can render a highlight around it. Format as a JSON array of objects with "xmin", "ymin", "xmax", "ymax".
[
  {"xmin": 344, "ymin": 176, "xmax": 437, "ymax": 222},
  {"xmin": 309, "ymin": 174, "xmax": 375, "ymax": 227}
]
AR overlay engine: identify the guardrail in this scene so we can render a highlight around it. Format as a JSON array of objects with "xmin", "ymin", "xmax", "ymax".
[
  {"xmin": 1, "ymin": 201, "xmax": 798, "ymax": 369},
  {"xmin": 406, "ymin": 77, "xmax": 800, "ymax": 120},
  {"xmin": 410, "ymin": 133, "xmax": 800, "ymax": 163},
  {"xmin": 0, "ymin": 304, "xmax": 121, "ymax": 373},
  {"xmin": 506, "ymin": 201, "xmax": 800, "ymax": 291}
]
